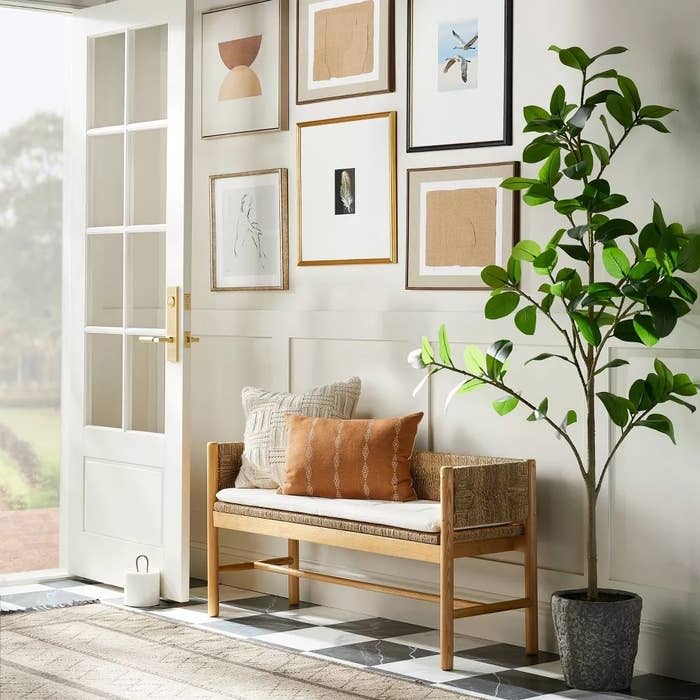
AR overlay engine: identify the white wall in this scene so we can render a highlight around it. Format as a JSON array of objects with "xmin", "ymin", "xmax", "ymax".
[{"xmin": 189, "ymin": 0, "xmax": 700, "ymax": 680}]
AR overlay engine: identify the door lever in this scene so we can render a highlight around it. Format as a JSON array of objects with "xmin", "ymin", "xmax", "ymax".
[{"xmin": 138, "ymin": 336, "xmax": 174, "ymax": 344}]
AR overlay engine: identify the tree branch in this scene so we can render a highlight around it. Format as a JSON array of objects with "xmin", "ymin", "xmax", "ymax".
[{"xmin": 430, "ymin": 360, "xmax": 587, "ymax": 478}]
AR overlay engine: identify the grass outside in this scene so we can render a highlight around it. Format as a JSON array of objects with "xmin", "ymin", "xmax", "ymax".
[{"xmin": 0, "ymin": 406, "xmax": 60, "ymax": 510}]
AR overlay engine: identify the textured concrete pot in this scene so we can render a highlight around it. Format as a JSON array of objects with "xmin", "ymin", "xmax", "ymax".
[{"xmin": 552, "ymin": 589, "xmax": 642, "ymax": 691}]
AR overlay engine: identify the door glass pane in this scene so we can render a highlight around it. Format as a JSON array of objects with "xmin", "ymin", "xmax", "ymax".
[
  {"xmin": 86, "ymin": 234, "xmax": 123, "ymax": 326},
  {"xmin": 88, "ymin": 133, "xmax": 124, "ymax": 227},
  {"xmin": 130, "ymin": 25, "xmax": 167, "ymax": 123},
  {"xmin": 86, "ymin": 334, "xmax": 122, "ymax": 428},
  {"xmin": 129, "ymin": 129, "xmax": 166, "ymax": 226},
  {"xmin": 127, "ymin": 232, "xmax": 165, "ymax": 328},
  {"xmin": 90, "ymin": 33, "xmax": 125, "ymax": 128},
  {"xmin": 129, "ymin": 337, "xmax": 164, "ymax": 433}
]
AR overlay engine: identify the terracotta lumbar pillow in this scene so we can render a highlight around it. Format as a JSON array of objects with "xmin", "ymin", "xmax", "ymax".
[{"xmin": 279, "ymin": 413, "xmax": 423, "ymax": 501}]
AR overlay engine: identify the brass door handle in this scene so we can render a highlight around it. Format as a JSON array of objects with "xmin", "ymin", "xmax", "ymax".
[
  {"xmin": 138, "ymin": 336, "xmax": 174, "ymax": 344},
  {"xmin": 185, "ymin": 332, "xmax": 200, "ymax": 347}
]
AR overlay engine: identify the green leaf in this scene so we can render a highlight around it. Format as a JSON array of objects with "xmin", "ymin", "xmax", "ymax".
[
  {"xmin": 511, "ymin": 240, "xmax": 542, "ymax": 262},
  {"xmin": 590, "ymin": 142, "xmax": 610, "ymax": 168},
  {"xmin": 438, "ymin": 324, "xmax": 453, "ymax": 365},
  {"xmin": 485, "ymin": 292, "xmax": 520, "ymax": 320},
  {"xmin": 533, "ymin": 248, "xmax": 557, "ymax": 275},
  {"xmin": 523, "ymin": 137, "xmax": 559, "ymax": 163},
  {"xmin": 572, "ymin": 312, "xmax": 602, "ymax": 345},
  {"xmin": 598, "ymin": 391, "xmax": 633, "ymax": 427},
  {"xmin": 606, "ymin": 93, "xmax": 634, "ymax": 128},
  {"xmin": 591, "ymin": 45, "xmax": 628, "ymax": 60},
  {"xmin": 445, "ymin": 379, "xmax": 483, "ymax": 410},
  {"xmin": 652, "ymin": 201, "xmax": 667, "ymax": 232},
  {"xmin": 568, "ymin": 105, "xmax": 593, "ymax": 130},
  {"xmin": 527, "ymin": 397, "xmax": 550, "ymax": 421},
  {"xmin": 565, "ymin": 410, "xmax": 577, "ymax": 425},
  {"xmin": 617, "ymin": 75, "xmax": 641, "ymax": 111},
  {"xmin": 677, "ymin": 235, "xmax": 700, "ymax": 273},
  {"xmin": 595, "ymin": 358, "xmax": 630, "ymax": 375},
  {"xmin": 633, "ymin": 314, "xmax": 660, "ymax": 347},
  {"xmin": 493, "ymin": 395, "xmax": 519, "ymax": 416},
  {"xmin": 501, "ymin": 176, "xmax": 540, "ymax": 190},
  {"xmin": 486, "ymin": 339, "xmax": 513, "ymax": 379},
  {"xmin": 507, "ymin": 257, "xmax": 522, "ymax": 285},
  {"xmin": 673, "ymin": 373, "xmax": 698, "ymax": 397},
  {"xmin": 594, "ymin": 193, "xmax": 628, "ymax": 213},
  {"xmin": 639, "ymin": 119, "xmax": 670, "ymax": 133},
  {"xmin": 586, "ymin": 89, "xmax": 620, "ymax": 106},
  {"xmin": 670, "ymin": 277, "xmax": 698, "ymax": 303},
  {"xmin": 555, "ymin": 198, "xmax": 583, "ymax": 215},
  {"xmin": 567, "ymin": 225, "xmax": 590, "ymax": 241},
  {"xmin": 648, "ymin": 297, "xmax": 678, "ymax": 338},
  {"xmin": 420, "ymin": 336, "xmax": 434, "ymax": 365},
  {"xmin": 603, "ymin": 246, "xmax": 631, "ymax": 279},
  {"xmin": 637, "ymin": 414, "xmax": 676, "ymax": 443},
  {"xmin": 538, "ymin": 149, "xmax": 561, "ymax": 187},
  {"xmin": 586, "ymin": 68, "xmax": 618, "ymax": 82},
  {"xmin": 523, "ymin": 183, "xmax": 556, "ymax": 206},
  {"xmin": 514, "ymin": 305, "xmax": 537, "ymax": 335},
  {"xmin": 614, "ymin": 319, "xmax": 644, "ymax": 344},
  {"xmin": 464, "ymin": 345, "xmax": 486, "ymax": 375},
  {"xmin": 599, "ymin": 113, "xmax": 616, "ymax": 151},
  {"xmin": 654, "ymin": 358, "xmax": 674, "ymax": 394},
  {"xmin": 559, "ymin": 244, "xmax": 590, "ymax": 262},
  {"xmin": 595, "ymin": 218, "xmax": 638, "ymax": 243},
  {"xmin": 524, "ymin": 105, "xmax": 550, "ymax": 122},
  {"xmin": 481, "ymin": 265, "xmax": 510, "ymax": 289},
  {"xmin": 639, "ymin": 105, "xmax": 676, "ymax": 119},
  {"xmin": 525, "ymin": 352, "xmax": 573, "ymax": 366},
  {"xmin": 550, "ymin": 84, "xmax": 565, "ymax": 115}
]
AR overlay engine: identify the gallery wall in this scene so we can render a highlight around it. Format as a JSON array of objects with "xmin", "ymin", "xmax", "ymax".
[{"xmin": 189, "ymin": 0, "xmax": 700, "ymax": 681}]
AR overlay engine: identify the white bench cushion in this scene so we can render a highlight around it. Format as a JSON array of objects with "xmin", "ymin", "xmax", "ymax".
[{"xmin": 216, "ymin": 488, "xmax": 441, "ymax": 533}]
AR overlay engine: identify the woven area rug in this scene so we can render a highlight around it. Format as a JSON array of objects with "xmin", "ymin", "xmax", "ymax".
[{"xmin": 0, "ymin": 603, "xmax": 465, "ymax": 699}]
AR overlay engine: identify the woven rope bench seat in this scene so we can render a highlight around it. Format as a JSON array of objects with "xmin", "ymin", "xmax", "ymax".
[
  {"xmin": 207, "ymin": 441, "xmax": 539, "ymax": 671},
  {"xmin": 213, "ymin": 500, "xmax": 524, "ymax": 545}
]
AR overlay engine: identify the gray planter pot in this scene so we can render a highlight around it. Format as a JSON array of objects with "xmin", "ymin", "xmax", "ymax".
[{"xmin": 551, "ymin": 588, "xmax": 642, "ymax": 691}]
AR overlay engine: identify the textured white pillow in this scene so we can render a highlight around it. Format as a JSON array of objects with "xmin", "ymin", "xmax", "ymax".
[{"xmin": 235, "ymin": 377, "xmax": 361, "ymax": 488}]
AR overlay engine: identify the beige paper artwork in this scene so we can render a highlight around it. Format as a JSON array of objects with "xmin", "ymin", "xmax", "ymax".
[
  {"xmin": 313, "ymin": 0, "xmax": 374, "ymax": 81},
  {"xmin": 425, "ymin": 187, "xmax": 497, "ymax": 267}
]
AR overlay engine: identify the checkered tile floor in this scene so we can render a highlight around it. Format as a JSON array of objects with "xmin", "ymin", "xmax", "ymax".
[{"xmin": 2, "ymin": 578, "xmax": 699, "ymax": 699}]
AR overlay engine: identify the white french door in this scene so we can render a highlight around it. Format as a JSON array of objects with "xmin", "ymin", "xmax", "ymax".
[{"xmin": 62, "ymin": 0, "xmax": 192, "ymax": 601}]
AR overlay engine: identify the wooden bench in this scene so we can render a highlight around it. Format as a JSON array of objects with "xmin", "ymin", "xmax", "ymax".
[{"xmin": 207, "ymin": 442, "xmax": 538, "ymax": 669}]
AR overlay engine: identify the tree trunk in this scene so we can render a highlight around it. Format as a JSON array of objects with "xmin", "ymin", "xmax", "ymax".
[{"xmin": 586, "ymin": 479, "xmax": 598, "ymax": 600}]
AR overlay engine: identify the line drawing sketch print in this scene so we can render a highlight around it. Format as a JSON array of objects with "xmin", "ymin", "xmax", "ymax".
[{"xmin": 233, "ymin": 193, "xmax": 266, "ymax": 268}]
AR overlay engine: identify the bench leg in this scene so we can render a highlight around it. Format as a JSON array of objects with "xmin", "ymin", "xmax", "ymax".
[
  {"xmin": 207, "ymin": 518, "xmax": 219, "ymax": 617},
  {"xmin": 288, "ymin": 539, "xmax": 300, "ymax": 605},
  {"xmin": 440, "ymin": 466, "xmax": 455, "ymax": 671},
  {"xmin": 525, "ymin": 460, "xmax": 538, "ymax": 654}
]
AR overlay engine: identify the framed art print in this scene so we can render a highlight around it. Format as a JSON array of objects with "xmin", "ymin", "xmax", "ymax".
[
  {"xmin": 296, "ymin": 0, "xmax": 394, "ymax": 104},
  {"xmin": 407, "ymin": 0, "xmax": 513, "ymax": 151},
  {"xmin": 201, "ymin": 0, "xmax": 288, "ymax": 138},
  {"xmin": 406, "ymin": 162, "xmax": 519, "ymax": 290},
  {"xmin": 297, "ymin": 112, "xmax": 397, "ymax": 265},
  {"xmin": 210, "ymin": 168, "xmax": 289, "ymax": 290}
]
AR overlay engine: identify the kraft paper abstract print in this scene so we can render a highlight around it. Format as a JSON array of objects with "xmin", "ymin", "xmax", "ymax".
[
  {"xmin": 406, "ymin": 163, "xmax": 518, "ymax": 290},
  {"xmin": 408, "ymin": 0, "xmax": 512, "ymax": 151},
  {"xmin": 210, "ymin": 169, "xmax": 288, "ymax": 290},
  {"xmin": 297, "ymin": 0, "xmax": 394, "ymax": 104},
  {"xmin": 202, "ymin": 0, "xmax": 288, "ymax": 137}
]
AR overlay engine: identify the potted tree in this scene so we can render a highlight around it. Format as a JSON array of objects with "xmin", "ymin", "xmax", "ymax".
[{"xmin": 408, "ymin": 45, "xmax": 699, "ymax": 691}]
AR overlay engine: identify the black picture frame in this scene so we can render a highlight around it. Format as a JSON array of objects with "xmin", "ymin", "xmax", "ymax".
[{"xmin": 406, "ymin": 0, "xmax": 513, "ymax": 153}]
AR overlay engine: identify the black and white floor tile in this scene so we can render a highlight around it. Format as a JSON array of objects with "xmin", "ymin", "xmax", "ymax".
[{"xmin": 2, "ymin": 578, "xmax": 699, "ymax": 700}]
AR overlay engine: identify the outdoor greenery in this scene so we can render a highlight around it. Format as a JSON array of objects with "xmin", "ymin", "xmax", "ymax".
[
  {"xmin": 409, "ymin": 45, "xmax": 700, "ymax": 600},
  {"xmin": 0, "ymin": 112, "xmax": 62, "ymax": 512}
]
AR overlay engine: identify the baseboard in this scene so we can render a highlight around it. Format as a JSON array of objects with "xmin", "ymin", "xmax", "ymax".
[{"xmin": 190, "ymin": 539, "xmax": 700, "ymax": 683}]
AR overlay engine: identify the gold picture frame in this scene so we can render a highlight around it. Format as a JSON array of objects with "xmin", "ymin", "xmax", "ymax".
[
  {"xmin": 210, "ymin": 168, "xmax": 289, "ymax": 291},
  {"xmin": 406, "ymin": 162, "xmax": 519, "ymax": 290},
  {"xmin": 201, "ymin": 0, "xmax": 289, "ymax": 139},
  {"xmin": 296, "ymin": 0, "xmax": 395, "ymax": 105},
  {"xmin": 297, "ymin": 112, "xmax": 397, "ymax": 266}
]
